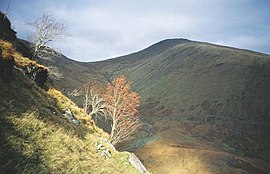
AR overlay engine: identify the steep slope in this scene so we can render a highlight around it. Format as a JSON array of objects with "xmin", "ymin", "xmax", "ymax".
[
  {"xmin": 18, "ymin": 39, "xmax": 108, "ymax": 91},
  {"xmin": 0, "ymin": 12, "xmax": 32, "ymax": 57},
  {"xmin": 39, "ymin": 38, "xmax": 270, "ymax": 173},
  {"xmin": 0, "ymin": 41, "xmax": 142, "ymax": 174},
  {"xmin": 0, "ymin": 69, "xmax": 141, "ymax": 174},
  {"xmin": 0, "ymin": 13, "xmax": 142, "ymax": 174}
]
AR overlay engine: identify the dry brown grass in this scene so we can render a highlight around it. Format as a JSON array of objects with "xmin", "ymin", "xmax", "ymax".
[
  {"xmin": 0, "ymin": 39, "xmax": 47, "ymax": 69},
  {"xmin": 136, "ymin": 138, "xmax": 270, "ymax": 174},
  {"xmin": 47, "ymin": 88, "xmax": 108, "ymax": 137},
  {"xmin": 136, "ymin": 139, "xmax": 213, "ymax": 174},
  {"xmin": 4, "ymin": 110, "xmax": 139, "ymax": 174},
  {"xmin": 0, "ymin": 40, "xmax": 16, "ymax": 60}
]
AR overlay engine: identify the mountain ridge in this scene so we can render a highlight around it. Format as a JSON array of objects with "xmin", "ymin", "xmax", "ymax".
[
  {"xmin": 41, "ymin": 38, "xmax": 270, "ymax": 174},
  {"xmin": 96, "ymin": 38, "xmax": 269, "ymax": 65},
  {"xmin": 19, "ymin": 36, "xmax": 270, "ymax": 174}
]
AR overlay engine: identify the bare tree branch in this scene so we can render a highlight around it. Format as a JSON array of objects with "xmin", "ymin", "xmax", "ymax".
[
  {"xmin": 79, "ymin": 81, "xmax": 108, "ymax": 123},
  {"xmin": 26, "ymin": 12, "xmax": 69, "ymax": 60}
]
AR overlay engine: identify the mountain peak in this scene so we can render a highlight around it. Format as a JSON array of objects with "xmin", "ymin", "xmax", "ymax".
[
  {"xmin": 155, "ymin": 38, "xmax": 191, "ymax": 45},
  {"xmin": 143, "ymin": 38, "xmax": 191, "ymax": 53}
]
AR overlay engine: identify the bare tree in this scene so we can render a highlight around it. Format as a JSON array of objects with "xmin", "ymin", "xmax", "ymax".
[
  {"xmin": 80, "ymin": 81, "xmax": 107, "ymax": 123},
  {"xmin": 2, "ymin": 1, "xmax": 12, "ymax": 16},
  {"xmin": 26, "ymin": 12, "xmax": 68, "ymax": 60},
  {"xmin": 104, "ymin": 76, "xmax": 142, "ymax": 147}
]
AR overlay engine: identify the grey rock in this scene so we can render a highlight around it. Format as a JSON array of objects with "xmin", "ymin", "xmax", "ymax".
[
  {"xmin": 63, "ymin": 108, "xmax": 80, "ymax": 125},
  {"xmin": 128, "ymin": 153, "xmax": 147, "ymax": 174}
]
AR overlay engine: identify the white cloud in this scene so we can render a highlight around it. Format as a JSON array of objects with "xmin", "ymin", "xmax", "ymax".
[
  {"xmin": 215, "ymin": 35, "xmax": 270, "ymax": 53},
  {"xmin": 2, "ymin": 0, "xmax": 270, "ymax": 61}
]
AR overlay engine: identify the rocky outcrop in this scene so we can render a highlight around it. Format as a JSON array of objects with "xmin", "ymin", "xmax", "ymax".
[
  {"xmin": 0, "ymin": 40, "xmax": 15, "ymax": 83},
  {"xmin": 23, "ymin": 63, "xmax": 48, "ymax": 88},
  {"xmin": 94, "ymin": 137, "xmax": 149, "ymax": 173},
  {"xmin": 63, "ymin": 108, "xmax": 80, "ymax": 125},
  {"xmin": 0, "ymin": 12, "xmax": 16, "ymax": 41},
  {"xmin": 0, "ymin": 11, "xmax": 32, "ymax": 58}
]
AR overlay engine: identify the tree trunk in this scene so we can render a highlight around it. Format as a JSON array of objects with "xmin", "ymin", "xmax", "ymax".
[{"xmin": 110, "ymin": 118, "xmax": 116, "ymax": 142}]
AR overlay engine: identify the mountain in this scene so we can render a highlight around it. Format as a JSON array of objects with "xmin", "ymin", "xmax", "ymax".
[
  {"xmin": 0, "ymin": 12, "xmax": 144, "ymax": 174},
  {"xmin": 102, "ymin": 39, "xmax": 270, "ymax": 174},
  {"xmin": 38, "ymin": 38, "xmax": 270, "ymax": 173},
  {"xmin": 101, "ymin": 39, "xmax": 270, "ymax": 120}
]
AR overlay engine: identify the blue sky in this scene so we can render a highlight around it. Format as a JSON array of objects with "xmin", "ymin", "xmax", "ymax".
[{"xmin": 0, "ymin": 0, "xmax": 270, "ymax": 62}]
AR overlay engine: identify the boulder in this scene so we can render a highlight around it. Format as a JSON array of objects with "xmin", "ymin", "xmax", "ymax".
[{"xmin": 63, "ymin": 108, "xmax": 80, "ymax": 125}]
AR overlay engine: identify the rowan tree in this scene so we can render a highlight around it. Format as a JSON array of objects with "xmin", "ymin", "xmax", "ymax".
[{"xmin": 104, "ymin": 75, "xmax": 141, "ymax": 146}]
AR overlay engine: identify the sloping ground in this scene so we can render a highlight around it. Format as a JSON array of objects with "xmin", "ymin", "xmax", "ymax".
[
  {"xmin": 135, "ymin": 116, "xmax": 270, "ymax": 173},
  {"xmin": 25, "ymin": 44, "xmax": 109, "ymax": 106},
  {"xmin": 97, "ymin": 39, "xmax": 270, "ymax": 173},
  {"xmin": 21, "ymin": 37, "xmax": 270, "ymax": 173},
  {"xmin": 0, "ymin": 45, "xmax": 139, "ymax": 173},
  {"xmin": 100, "ymin": 39, "xmax": 270, "ymax": 119},
  {"xmin": 136, "ymin": 139, "xmax": 270, "ymax": 174}
]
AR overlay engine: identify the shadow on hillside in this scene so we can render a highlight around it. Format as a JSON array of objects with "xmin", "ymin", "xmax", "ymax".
[
  {"xmin": 0, "ymin": 113, "xmax": 47, "ymax": 173},
  {"xmin": 0, "ymin": 70, "xmax": 91, "ymax": 139}
]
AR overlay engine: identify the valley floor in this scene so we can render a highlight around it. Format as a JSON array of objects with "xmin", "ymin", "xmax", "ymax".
[
  {"xmin": 136, "ymin": 138, "xmax": 270, "ymax": 174},
  {"xmin": 133, "ymin": 115, "xmax": 270, "ymax": 174}
]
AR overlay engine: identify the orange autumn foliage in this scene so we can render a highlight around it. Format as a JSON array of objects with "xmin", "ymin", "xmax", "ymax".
[{"xmin": 104, "ymin": 75, "xmax": 141, "ymax": 147}]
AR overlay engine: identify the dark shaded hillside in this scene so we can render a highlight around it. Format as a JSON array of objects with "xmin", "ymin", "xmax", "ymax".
[
  {"xmin": 19, "ymin": 39, "xmax": 108, "ymax": 92},
  {"xmin": 100, "ymin": 39, "xmax": 270, "ymax": 149}
]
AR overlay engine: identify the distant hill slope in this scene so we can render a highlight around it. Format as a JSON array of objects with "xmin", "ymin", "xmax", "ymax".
[
  {"xmin": 19, "ymin": 39, "xmax": 108, "ymax": 92},
  {"xmin": 44, "ymin": 38, "xmax": 270, "ymax": 122},
  {"xmin": 38, "ymin": 38, "xmax": 270, "ymax": 173},
  {"xmin": 100, "ymin": 39, "xmax": 270, "ymax": 120},
  {"xmin": 97, "ymin": 39, "xmax": 270, "ymax": 173}
]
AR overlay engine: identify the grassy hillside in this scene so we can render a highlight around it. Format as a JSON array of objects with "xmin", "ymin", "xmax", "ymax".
[
  {"xmin": 0, "ymin": 40, "xmax": 140, "ymax": 173},
  {"xmin": 38, "ymin": 38, "xmax": 270, "ymax": 173},
  {"xmin": 99, "ymin": 39, "xmax": 270, "ymax": 173},
  {"xmin": 101, "ymin": 39, "xmax": 270, "ymax": 118}
]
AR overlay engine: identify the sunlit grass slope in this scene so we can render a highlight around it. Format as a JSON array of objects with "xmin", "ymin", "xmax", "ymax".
[{"xmin": 0, "ymin": 41, "xmax": 139, "ymax": 174}]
